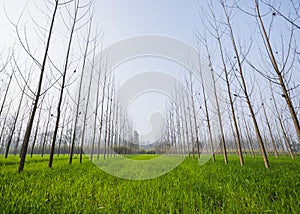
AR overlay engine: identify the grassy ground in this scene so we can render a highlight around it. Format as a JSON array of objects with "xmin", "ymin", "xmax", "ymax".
[
  {"xmin": 0, "ymin": 154, "xmax": 299, "ymax": 213},
  {"xmin": 125, "ymin": 154, "xmax": 160, "ymax": 160}
]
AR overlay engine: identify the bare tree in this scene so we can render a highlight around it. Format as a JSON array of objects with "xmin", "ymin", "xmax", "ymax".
[
  {"xmin": 90, "ymin": 40, "xmax": 103, "ymax": 161},
  {"xmin": 261, "ymin": 97, "xmax": 279, "ymax": 159},
  {"xmin": 30, "ymin": 96, "xmax": 45, "ymax": 157},
  {"xmin": 254, "ymin": 0, "xmax": 300, "ymax": 145},
  {"xmin": 181, "ymin": 89, "xmax": 191, "ymax": 157},
  {"xmin": 186, "ymin": 90, "xmax": 196, "ymax": 158},
  {"xmin": 261, "ymin": 0, "xmax": 300, "ymax": 30},
  {"xmin": 104, "ymin": 75, "xmax": 114, "ymax": 159},
  {"xmin": 221, "ymin": 0, "xmax": 270, "ymax": 169},
  {"xmin": 97, "ymin": 68, "xmax": 108, "ymax": 160},
  {"xmin": 270, "ymin": 82, "xmax": 294, "ymax": 159},
  {"xmin": 18, "ymin": 0, "xmax": 60, "ymax": 172},
  {"xmin": 49, "ymin": 0, "xmax": 88, "ymax": 168},
  {"xmin": 208, "ymin": 58, "xmax": 228, "ymax": 164},
  {"xmin": 241, "ymin": 106, "xmax": 255, "ymax": 156},
  {"xmin": 57, "ymin": 104, "xmax": 68, "ymax": 156},
  {"xmin": 41, "ymin": 107, "xmax": 53, "ymax": 158},
  {"xmin": 186, "ymin": 71, "xmax": 200, "ymax": 159},
  {"xmin": 203, "ymin": 0, "xmax": 244, "ymax": 165},
  {"xmin": 0, "ymin": 99, "xmax": 12, "ymax": 152},
  {"xmin": 5, "ymin": 80, "xmax": 26, "ymax": 158},
  {"xmin": 0, "ymin": 71, "xmax": 13, "ymax": 119},
  {"xmin": 198, "ymin": 54, "xmax": 215, "ymax": 162},
  {"xmin": 69, "ymin": 1, "xmax": 93, "ymax": 165},
  {"xmin": 14, "ymin": 112, "xmax": 26, "ymax": 156},
  {"xmin": 79, "ymin": 20, "xmax": 96, "ymax": 163}
]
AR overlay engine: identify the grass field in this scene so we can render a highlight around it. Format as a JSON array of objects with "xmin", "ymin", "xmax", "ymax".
[{"xmin": 1, "ymin": 154, "xmax": 299, "ymax": 213}]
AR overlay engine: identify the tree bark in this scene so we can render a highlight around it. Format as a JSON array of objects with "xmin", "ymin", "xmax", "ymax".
[
  {"xmin": 19, "ymin": 1, "xmax": 59, "ymax": 172},
  {"xmin": 49, "ymin": 0, "xmax": 79, "ymax": 168},
  {"xmin": 255, "ymin": 0, "xmax": 300, "ymax": 145},
  {"xmin": 222, "ymin": 0, "xmax": 270, "ymax": 169},
  {"xmin": 262, "ymin": 102, "xmax": 279, "ymax": 159},
  {"xmin": 5, "ymin": 83, "xmax": 26, "ymax": 158}
]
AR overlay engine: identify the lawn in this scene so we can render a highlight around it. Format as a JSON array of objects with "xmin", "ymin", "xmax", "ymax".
[{"xmin": 0, "ymin": 154, "xmax": 299, "ymax": 213}]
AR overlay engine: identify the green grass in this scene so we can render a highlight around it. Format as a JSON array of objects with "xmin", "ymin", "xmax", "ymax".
[
  {"xmin": 1, "ymin": 154, "xmax": 300, "ymax": 213},
  {"xmin": 125, "ymin": 154, "xmax": 160, "ymax": 160}
]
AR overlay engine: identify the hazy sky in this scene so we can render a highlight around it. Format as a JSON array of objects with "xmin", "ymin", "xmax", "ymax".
[
  {"xmin": 0, "ymin": 0, "xmax": 204, "ymax": 143},
  {"xmin": 0, "ymin": 0, "xmax": 200, "ymax": 47},
  {"xmin": 93, "ymin": 0, "xmax": 202, "ymax": 141},
  {"xmin": 95, "ymin": 0, "xmax": 200, "ymax": 45}
]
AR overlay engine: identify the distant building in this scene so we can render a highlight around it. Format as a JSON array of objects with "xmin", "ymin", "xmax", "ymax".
[{"xmin": 133, "ymin": 130, "xmax": 139, "ymax": 145}]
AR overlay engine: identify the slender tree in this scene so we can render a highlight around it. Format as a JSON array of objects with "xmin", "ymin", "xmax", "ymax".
[
  {"xmin": 0, "ymin": 100, "xmax": 12, "ymax": 152},
  {"xmin": 30, "ymin": 95, "xmax": 45, "ymax": 157},
  {"xmin": 97, "ymin": 68, "xmax": 108, "ymax": 160},
  {"xmin": 41, "ymin": 104, "xmax": 53, "ymax": 157},
  {"xmin": 18, "ymin": 0, "xmax": 60, "ymax": 172},
  {"xmin": 90, "ymin": 42, "xmax": 103, "ymax": 161},
  {"xmin": 80, "ymin": 19, "xmax": 95, "ymax": 163},
  {"xmin": 270, "ymin": 82, "xmax": 294, "ymax": 159},
  {"xmin": 197, "ymin": 53, "xmax": 215, "ymax": 162},
  {"xmin": 205, "ymin": 48, "xmax": 228, "ymax": 163},
  {"xmin": 254, "ymin": 0, "xmax": 300, "ymax": 144},
  {"xmin": 69, "ymin": 1, "xmax": 93, "ymax": 165},
  {"xmin": 0, "ymin": 71, "xmax": 14, "ymax": 119},
  {"xmin": 49, "ymin": 0, "xmax": 83, "ymax": 168},
  {"xmin": 204, "ymin": 0, "xmax": 244, "ymax": 165},
  {"xmin": 261, "ymin": 99, "xmax": 279, "ymax": 159},
  {"xmin": 221, "ymin": 0, "xmax": 270, "ymax": 169},
  {"xmin": 5, "ymin": 81, "xmax": 26, "ymax": 158}
]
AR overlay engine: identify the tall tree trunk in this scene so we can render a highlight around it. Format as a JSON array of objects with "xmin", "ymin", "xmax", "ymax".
[
  {"xmin": 107, "ymin": 81, "xmax": 115, "ymax": 158},
  {"xmin": 90, "ymin": 62, "xmax": 102, "ymax": 161},
  {"xmin": 222, "ymin": 0, "xmax": 270, "ymax": 169},
  {"xmin": 182, "ymin": 92, "xmax": 191, "ymax": 157},
  {"xmin": 189, "ymin": 72, "xmax": 200, "ymax": 160},
  {"xmin": 203, "ymin": 0, "xmax": 243, "ymax": 165},
  {"xmin": 58, "ymin": 106, "xmax": 67, "ymax": 157},
  {"xmin": 97, "ymin": 71, "xmax": 108, "ymax": 160},
  {"xmin": 255, "ymin": 0, "xmax": 300, "ymax": 145},
  {"xmin": 30, "ymin": 96, "xmax": 44, "ymax": 157},
  {"xmin": 275, "ymin": 122, "xmax": 287, "ymax": 155},
  {"xmin": 0, "ymin": 72, "xmax": 13, "ymax": 118},
  {"xmin": 175, "ymin": 96, "xmax": 182, "ymax": 156},
  {"xmin": 113, "ymin": 99, "xmax": 119, "ymax": 157},
  {"xmin": 19, "ymin": 1, "xmax": 59, "ymax": 172},
  {"xmin": 49, "ymin": 0, "xmax": 79, "ymax": 168},
  {"xmin": 241, "ymin": 110, "xmax": 255, "ymax": 156},
  {"xmin": 216, "ymin": 30, "xmax": 244, "ymax": 166},
  {"xmin": 262, "ymin": 102, "xmax": 279, "ymax": 159},
  {"xmin": 0, "ymin": 100, "xmax": 12, "ymax": 151},
  {"xmin": 69, "ymin": 5, "xmax": 92, "ymax": 165},
  {"xmin": 16, "ymin": 113, "xmax": 25, "ymax": 156},
  {"xmin": 5, "ymin": 83, "xmax": 26, "ymax": 158},
  {"xmin": 270, "ymin": 83, "xmax": 294, "ymax": 160},
  {"xmin": 42, "ymin": 107, "xmax": 52, "ymax": 157},
  {"xmin": 198, "ymin": 56, "xmax": 215, "ymax": 162},
  {"xmin": 211, "ymin": 66, "xmax": 227, "ymax": 163},
  {"xmin": 186, "ymin": 95, "xmax": 195, "ymax": 158},
  {"xmin": 103, "ymin": 79, "xmax": 111, "ymax": 159},
  {"xmin": 177, "ymin": 91, "xmax": 187, "ymax": 156}
]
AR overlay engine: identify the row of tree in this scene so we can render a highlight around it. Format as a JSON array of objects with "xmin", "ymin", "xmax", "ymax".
[
  {"xmin": 160, "ymin": 0, "xmax": 300, "ymax": 169},
  {"xmin": 0, "ymin": 0, "xmax": 299, "ymax": 171},
  {"xmin": 0, "ymin": 0, "xmax": 138, "ymax": 172}
]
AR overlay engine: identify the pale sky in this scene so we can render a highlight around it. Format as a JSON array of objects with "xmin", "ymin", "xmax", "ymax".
[
  {"xmin": 0, "ymin": 0, "xmax": 200, "ymax": 47},
  {"xmin": 0, "ymin": 0, "xmax": 204, "ymax": 143}
]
